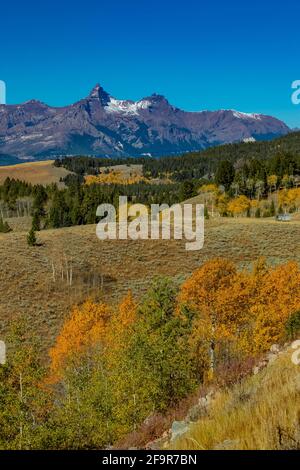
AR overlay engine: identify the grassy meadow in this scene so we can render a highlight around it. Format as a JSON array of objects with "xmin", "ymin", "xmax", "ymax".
[
  {"xmin": 0, "ymin": 160, "xmax": 72, "ymax": 187},
  {"xmin": 0, "ymin": 216, "xmax": 299, "ymax": 353}
]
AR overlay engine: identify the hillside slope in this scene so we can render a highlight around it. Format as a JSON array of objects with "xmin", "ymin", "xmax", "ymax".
[
  {"xmin": 0, "ymin": 217, "xmax": 299, "ymax": 353},
  {"xmin": 0, "ymin": 160, "xmax": 72, "ymax": 186},
  {"xmin": 171, "ymin": 344, "xmax": 300, "ymax": 450}
]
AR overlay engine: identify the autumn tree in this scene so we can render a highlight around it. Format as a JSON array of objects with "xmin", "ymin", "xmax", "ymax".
[
  {"xmin": 251, "ymin": 262, "xmax": 300, "ymax": 353},
  {"xmin": 44, "ymin": 300, "xmax": 114, "ymax": 448},
  {"xmin": 178, "ymin": 259, "xmax": 238, "ymax": 378},
  {"xmin": 267, "ymin": 174, "xmax": 278, "ymax": 195},
  {"xmin": 227, "ymin": 195, "xmax": 251, "ymax": 217},
  {"xmin": 198, "ymin": 184, "xmax": 220, "ymax": 217},
  {"xmin": 48, "ymin": 299, "xmax": 111, "ymax": 384},
  {"xmin": 109, "ymin": 278, "xmax": 197, "ymax": 438},
  {"xmin": 0, "ymin": 319, "xmax": 50, "ymax": 449}
]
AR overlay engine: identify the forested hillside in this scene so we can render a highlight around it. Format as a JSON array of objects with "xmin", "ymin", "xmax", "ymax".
[{"xmin": 1, "ymin": 258, "xmax": 299, "ymax": 449}]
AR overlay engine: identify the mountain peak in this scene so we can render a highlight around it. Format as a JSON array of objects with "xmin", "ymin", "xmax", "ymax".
[
  {"xmin": 23, "ymin": 99, "xmax": 48, "ymax": 108},
  {"xmin": 149, "ymin": 93, "xmax": 169, "ymax": 103},
  {"xmin": 88, "ymin": 84, "xmax": 110, "ymax": 105}
]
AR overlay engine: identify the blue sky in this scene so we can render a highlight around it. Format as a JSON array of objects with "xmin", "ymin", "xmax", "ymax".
[{"xmin": 1, "ymin": 0, "xmax": 300, "ymax": 127}]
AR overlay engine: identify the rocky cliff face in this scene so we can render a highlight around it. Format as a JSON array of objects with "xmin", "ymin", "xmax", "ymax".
[{"xmin": 0, "ymin": 84, "xmax": 290, "ymax": 160}]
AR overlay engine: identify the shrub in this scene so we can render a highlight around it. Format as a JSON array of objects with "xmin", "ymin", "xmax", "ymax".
[
  {"xmin": 285, "ymin": 311, "xmax": 300, "ymax": 340},
  {"xmin": 0, "ymin": 217, "xmax": 12, "ymax": 233}
]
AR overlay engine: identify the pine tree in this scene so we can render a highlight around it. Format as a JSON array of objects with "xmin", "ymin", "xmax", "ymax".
[
  {"xmin": 215, "ymin": 160, "xmax": 235, "ymax": 191},
  {"xmin": 180, "ymin": 180, "xmax": 196, "ymax": 201},
  {"xmin": 31, "ymin": 212, "xmax": 41, "ymax": 231},
  {"xmin": 27, "ymin": 227, "xmax": 37, "ymax": 246}
]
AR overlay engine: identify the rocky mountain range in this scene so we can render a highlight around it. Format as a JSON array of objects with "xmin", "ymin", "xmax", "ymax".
[{"xmin": 0, "ymin": 84, "xmax": 290, "ymax": 161}]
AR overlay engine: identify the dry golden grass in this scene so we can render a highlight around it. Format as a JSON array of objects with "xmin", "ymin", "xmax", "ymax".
[
  {"xmin": 0, "ymin": 216, "xmax": 299, "ymax": 354},
  {"xmin": 0, "ymin": 160, "xmax": 72, "ymax": 187},
  {"xmin": 172, "ymin": 347, "xmax": 300, "ymax": 450}
]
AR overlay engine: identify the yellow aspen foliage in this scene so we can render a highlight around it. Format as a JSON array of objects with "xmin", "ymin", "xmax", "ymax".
[
  {"xmin": 251, "ymin": 262, "xmax": 300, "ymax": 353},
  {"xmin": 106, "ymin": 290, "xmax": 137, "ymax": 349},
  {"xmin": 250, "ymin": 199, "xmax": 259, "ymax": 209},
  {"xmin": 178, "ymin": 259, "xmax": 237, "ymax": 377},
  {"xmin": 48, "ymin": 299, "xmax": 111, "ymax": 383},
  {"xmin": 278, "ymin": 189, "xmax": 290, "ymax": 211},
  {"xmin": 198, "ymin": 183, "xmax": 219, "ymax": 194},
  {"xmin": 227, "ymin": 195, "xmax": 251, "ymax": 216},
  {"xmin": 117, "ymin": 290, "xmax": 137, "ymax": 329},
  {"xmin": 278, "ymin": 188, "xmax": 300, "ymax": 211},
  {"xmin": 267, "ymin": 174, "xmax": 278, "ymax": 191},
  {"xmin": 216, "ymin": 193, "xmax": 229, "ymax": 215},
  {"xmin": 85, "ymin": 170, "xmax": 147, "ymax": 185}
]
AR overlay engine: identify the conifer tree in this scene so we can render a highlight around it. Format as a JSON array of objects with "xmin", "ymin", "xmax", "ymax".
[
  {"xmin": 31, "ymin": 212, "xmax": 41, "ymax": 231},
  {"xmin": 27, "ymin": 227, "xmax": 37, "ymax": 246}
]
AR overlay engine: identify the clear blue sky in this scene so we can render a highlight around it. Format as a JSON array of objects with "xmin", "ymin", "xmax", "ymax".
[{"xmin": 1, "ymin": 0, "xmax": 300, "ymax": 127}]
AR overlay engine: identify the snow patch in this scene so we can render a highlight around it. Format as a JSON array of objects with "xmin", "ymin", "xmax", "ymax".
[
  {"xmin": 232, "ymin": 110, "xmax": 262, "ymax": 121},
  {"xmin": 105, "ymin": 98, "xmax": 151, "ymax": 115}
]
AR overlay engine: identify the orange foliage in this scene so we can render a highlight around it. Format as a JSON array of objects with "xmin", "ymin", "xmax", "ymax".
[
  {"xmin": 179, "ymin": 258, "xmax": 236, "ymax": 307},
  {"xmin": 85, "ymin": 170, "xmax": 147, "ymax": 185},
  {"xmin": 179, "ymin": 257, "xmax": 300, "ymax": 359},
  {"xmin": 117, "ymin": 290, "xmax": 137, "ymax": 329},
  {"xmin": 106, "ymin": 290, "xmax": 137, "ymax": 355},
  {"xmin": 178, "ymin": 259, "xmax": 239, "ymax": 376},
  {"xmin": 47, "ymin": 258, "xmax": 300, "ymax": 388},
  {"xmin": 178, "ymin": 259, "xmax": 256, "ymax": 350},
  {"xmin": 48, "ymin": 299, "xmax": 111, "ymax": 383},
  {"xmin": 251, "ymin": 261, "xmax": 300, "ymax": 352},
  {"xmin": 227, "ymin": 195, "xmax": 251, "ymax": 216}
]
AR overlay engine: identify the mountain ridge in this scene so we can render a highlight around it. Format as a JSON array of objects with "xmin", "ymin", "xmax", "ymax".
[{"xmin": 0, "ymin": 84, "xmax": 290, "ymax": 160}]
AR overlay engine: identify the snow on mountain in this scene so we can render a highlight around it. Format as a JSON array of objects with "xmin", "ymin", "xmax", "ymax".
[
  {"xmin": 0, "ymin": 84, "xmax": 290, "ymax": 159},
  {"xmin": 231, "ymin": 110, "xmax": 262, "ymax": 121},
  {"xmin": 105, "ymin": 98, "xmax": 151, "ymax": 115}
]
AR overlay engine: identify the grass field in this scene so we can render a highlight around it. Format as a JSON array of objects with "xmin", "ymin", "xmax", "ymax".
[
  {"xmin": 0, "ymin": 216, "xmax": 299, "ymax": 355},
  {"xmin": 0, "ymin": 160, "xmax": 72, "ymax": 187}
]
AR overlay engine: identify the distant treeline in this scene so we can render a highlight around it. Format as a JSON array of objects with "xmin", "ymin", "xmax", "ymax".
[
  {"xmin": 54, "ymin": 156, "xmax": 147, "ymax": 175},
  {"xmin": 0, "ymin": 178, "xmax": 34, "ymax": 202},
  {"xmin": 55, "ymin": 132, "xmax": 300, "ymax": 186},
  {"xmin": 46, "ymin": 181, "xmax": 183, "ymax": 228},
  {"xmin": 0, "ymin": 177, "xmax": 187, "ymax": 229},
  {"xmin": 142, "ymin": 132, "xmax": 300, "ymax": 181}
]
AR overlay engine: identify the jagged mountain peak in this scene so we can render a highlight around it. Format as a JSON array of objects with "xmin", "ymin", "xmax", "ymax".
[
  {"xmin": 87, "ymin": 83, "xmax": 110, "ymax": 105},
  {"xmin": 145, "ymin": 93, "xmax": 171, "ymax": 107}
]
